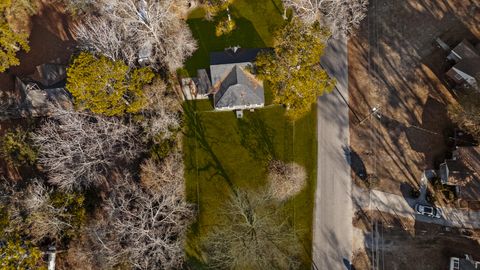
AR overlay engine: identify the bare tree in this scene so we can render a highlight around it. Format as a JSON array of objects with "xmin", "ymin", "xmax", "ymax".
[
  {"xmin": 268, "ymin": 160, "xmax": 307, "ymax": 201},
  {"xmin": 74, "ymin": 0, "xmax": 197, "ymax": 71},
  {"xmin": 32, "ymin": 108, "xmax": 143, "ymax": 191},
  {"xmin": 140, "ymin": 151, "xmax": 184, "ymax": 192},
  {"xmin": 73, "ymin": 17, "xmax": 135, "ymax": 63},
  {"xmin": 203, "ymin": 189, "xmax": 302, "ymax": 269},
  {"xmin": 22, "ymin": 180, "xmax": 82, "ymax": 243},
  {"xmin": 140, "ymin": 78, "xmax": 182, "ymax": 142},
  {"xmin": 92, "ymin": 169, "xmax": 194, "ymax": 270},
  {"xmin": 63, "ymin": 0, "xmax": 96, "ymax": 13},
  {"xmin": 0, "ymin": 178, "xmax": 83, "ymax": 244},
  {"xmin": 284, "ymin": 0, "xmax": 368, "ymax": 37},
  {"xmin": 448, "ymin": 93, "xmax": 480, "ymax": 141}
]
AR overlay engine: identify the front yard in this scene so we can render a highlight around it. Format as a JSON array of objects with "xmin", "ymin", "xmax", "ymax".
[{"xmin": 183, "ymin": 102, "xmax": 317, "ymax": 268}]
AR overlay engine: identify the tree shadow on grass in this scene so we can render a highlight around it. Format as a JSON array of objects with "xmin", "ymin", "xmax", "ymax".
[
  {"xmin": 183, "ymin": 102, "xmax": 236, "ymax": 194},
  {"xmin": 237, "ymin": 113, "xmax": 276, "ymax": 162}
]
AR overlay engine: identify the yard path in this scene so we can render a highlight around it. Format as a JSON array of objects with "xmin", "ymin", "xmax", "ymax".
[
  {"xmin": 312, "ymin": 37, "xmax": 353, "ymax": 270},
  {"xmin": 354, "ymin": 186, "xmax": 480, "ymax": 229}
]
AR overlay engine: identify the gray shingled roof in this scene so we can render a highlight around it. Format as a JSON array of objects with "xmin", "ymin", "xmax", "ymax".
[
  {"xmin": 452, "ymin": 40, "xmax": 480, "ymax": 60},
  {"xmin": 212, "ymin": 65, "xmax": 264, "ymax": 108},
  {"xmin": 210, "ymin": 48, "xmax": 267, "ymax": 109},
  {"xmin": 453, "ymin": 57, "xmax": 480, "ymax": 85}
]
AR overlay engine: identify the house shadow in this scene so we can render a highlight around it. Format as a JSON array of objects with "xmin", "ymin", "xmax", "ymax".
[
  {"xmin": 185, "ymin": 11, "xmax": 267, "ymax": 75},
  {"xmin": 406, "ymin": 97, "xmax": 452, "ymax": 169},
  {"xmin": 377, "ymin": 97, "xmax": 451, "ymax": 170}
]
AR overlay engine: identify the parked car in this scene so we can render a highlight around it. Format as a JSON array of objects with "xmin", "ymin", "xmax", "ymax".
[{"xmin": 415, "ymin": 204, "xmax": 442, "ymax": 218}]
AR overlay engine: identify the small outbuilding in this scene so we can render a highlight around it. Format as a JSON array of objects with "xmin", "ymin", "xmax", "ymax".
[
  {"xmin": 446, "ymin": 39, "xmax": 480, "ymax": 92},
  {"xmin": 14, "ymin": 64, "xmax": 72, "ymax": 117}
]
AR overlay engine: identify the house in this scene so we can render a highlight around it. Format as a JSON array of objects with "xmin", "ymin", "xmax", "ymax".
[
  {"xmin": 450, "ymin": 254, "xmax": 480, "ymax": 270},
  {"xmin": 446, "ymin": 39, "xmax": 480, "ymax": 92},
  {"xmin": 437, "ymin": 129, "xmax": 480, "ymax": 204},
  {"xmin": 15, "ymin": 64, "xmax": 72, "ymax": 117},
  {"xmin": 210, "ymin": 47, "xmax": 265, "ymax": 112},
  {"xmin": 181, "ymin": 47, "xmax": 267, "ymax": 117}
]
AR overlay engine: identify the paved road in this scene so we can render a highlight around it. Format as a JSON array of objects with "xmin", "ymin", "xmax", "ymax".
[
  {"xmin": 312, "ymin": 37, "xmax": 353, "ymax": 270},
  {"xmin": 354, "ymin": 186, "xmax": 480, "ymax": 229}
]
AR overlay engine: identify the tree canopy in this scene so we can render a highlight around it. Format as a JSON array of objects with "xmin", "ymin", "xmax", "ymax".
[
  {"xmin": 203, "ymin": 189, "xmax": 302, "ymax": 269},
  {"xmin": 66, "ymin": 52, "xmax": 154, "ymax": 116},
  {"xmin": 0, "ymin": 10, "xmax": 27, "ymax": 72},
  {"xmin": 0, "ymin": 128, "xmax": 37, "ymax": 167},
  {"xmin": 0, "ymin": 237, "xmax": 45, "ymax": 270},
  {"xmin": 256, "ymin": 19, "xmax": 335, "ymax": 120},
  {"xmin": 0, "ymin": 0, "xmax": 37, "ymax": 72}
]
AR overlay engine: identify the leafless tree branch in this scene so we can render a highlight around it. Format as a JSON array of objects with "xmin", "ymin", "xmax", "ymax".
[
  {"xmin": 32, "ymin": 108, "xmax": 143, "ymax": 191},
  {"xmin": 74, "ymin": 0, "xmax": 197, "ymax": 71},
  {"xmin": 203, "ymin": 189, "xmax": 302, "ymax": 269},
  {"xmin": 284, "ymin": 0, "xmax": 368, "ymax": 38},
  {"xmin": 92, "ymin": 163, "xmax": 194, "ymax": 270},
  {"xmin": 268, "ymin": 160, "xmax": 307, "ymax": 201}
]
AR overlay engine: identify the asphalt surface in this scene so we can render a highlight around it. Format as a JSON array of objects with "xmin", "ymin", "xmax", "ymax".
[{"xmin": 312, "ymin": 37, "xmax": 353, "ymax": 270}]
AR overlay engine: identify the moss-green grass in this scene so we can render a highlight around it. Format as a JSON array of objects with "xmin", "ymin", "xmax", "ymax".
[
  {"xmin": 185, "ymin": 0, "xmax": 285, "ymax": 75},
  {"xmin": 183, "ymin": 104, "xmax": 317, "ymax": 269}
]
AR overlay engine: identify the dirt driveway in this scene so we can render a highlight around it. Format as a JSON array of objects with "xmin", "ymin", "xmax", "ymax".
[
  {"xmin": 348, "ymin": 0, "xmax": 480, "ymax": 195},
  {"xmin": 0, "ymin": 0, "xmax": 76, "ymax": 93}
]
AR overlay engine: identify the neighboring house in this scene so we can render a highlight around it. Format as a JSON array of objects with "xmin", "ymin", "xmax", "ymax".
[
  {"xmin": 450, "ymin": 254, "xmax": 480, "ymax": 270},
  {"xmin": 14, "ymin": 64, "xmax": 72, "ymax": 117},
  {"xmin": 182, "ymin": 47, "xmax": 267, "ymax": 117},
  {"xmin": 437, "ymin": 130, "xmax": 480, "ymax": 203},
  {"xmin": 446, "ymin": 39, "xmax": 480, "ymax": 92}
]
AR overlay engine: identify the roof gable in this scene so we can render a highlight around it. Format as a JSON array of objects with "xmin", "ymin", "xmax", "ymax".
[{"xmin": 213, "ymin": 65, "xmax": 264, "ymax": 108}]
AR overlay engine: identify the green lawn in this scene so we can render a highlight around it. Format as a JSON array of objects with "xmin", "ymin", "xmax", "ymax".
[
  {"xmin": 183, "ymin": 1, "xmax": 316, "ymax": 268},
  {"xmin": 185, "ymin": 0, "xmax": 285, "ymax": 75},
  {"xmin": 183, "ymin": 104, "xmax": 317, "ymax": 269}
]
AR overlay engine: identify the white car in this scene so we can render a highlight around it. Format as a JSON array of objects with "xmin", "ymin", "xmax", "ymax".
[{"xmin": 415, "ymin": 204, "xmax": 442, "ymax": 218}]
